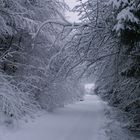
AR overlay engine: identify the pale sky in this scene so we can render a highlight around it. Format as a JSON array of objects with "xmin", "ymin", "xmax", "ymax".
[{"xmin": 65, "ymin": 0, "xmax": 80, "ymax": 22}]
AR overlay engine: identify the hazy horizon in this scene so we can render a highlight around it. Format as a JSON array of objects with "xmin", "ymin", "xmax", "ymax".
[{"xmin": 65, "ymin": 0, "xmax": 80, "ymax": 22}]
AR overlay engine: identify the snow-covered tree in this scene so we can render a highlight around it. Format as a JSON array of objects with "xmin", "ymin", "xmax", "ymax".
[
  {"xmin": 70, "ymin": 0, "xmax": 140, "ymax": 132},
  {"xmin": 0, "ymin": 0, "xmax": 86, "ymax": 125},
  {"xmin": 109, "ymin": 0, "xmax": 140, "ymax": 43}
]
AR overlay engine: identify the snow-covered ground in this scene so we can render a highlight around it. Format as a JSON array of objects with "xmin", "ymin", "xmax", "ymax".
[
  {"xmin": 0, "ymin": 95, "xmax": 108, "ymax": 140},
  {"xmin": 0, "ymin": 95, "xmax": 139, "ymax": 140}
]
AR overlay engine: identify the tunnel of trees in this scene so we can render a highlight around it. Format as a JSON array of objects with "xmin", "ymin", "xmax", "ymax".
[{"xmin": 0, "ymin": 0, "xmax": 140, "ymax": 134}]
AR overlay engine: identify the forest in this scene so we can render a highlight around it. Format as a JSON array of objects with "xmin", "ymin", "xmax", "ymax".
[{"xmin": 0, "ymin": 0, "xmax": 140, "ymax": 139}]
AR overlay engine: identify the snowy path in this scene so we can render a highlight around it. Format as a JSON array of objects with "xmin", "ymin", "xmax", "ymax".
[{"xmin": 0, "ymin": 95, "xmax": 109, "ymax": 140}]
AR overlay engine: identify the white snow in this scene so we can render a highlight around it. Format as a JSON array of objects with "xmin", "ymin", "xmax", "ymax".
[
  {"xmin": 0, "ymin": 94, "xmax": 138, "ymax": 140},
  {"xmin": 0, "ymin": 95, "xmax": 108, "ymax": 140}
]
